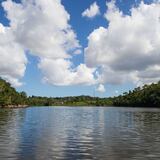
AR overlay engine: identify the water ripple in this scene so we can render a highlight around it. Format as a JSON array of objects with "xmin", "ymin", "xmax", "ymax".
[{"xmin": 0, "ymin": 107, "xmax": 160, "ymax": 159}]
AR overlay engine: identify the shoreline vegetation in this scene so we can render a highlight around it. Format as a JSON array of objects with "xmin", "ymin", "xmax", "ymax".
[
  {"xmin": 0, "ymin": 105, "xmax": 28, "ymax": 109},
  {"xmin": 0, "ymin": 78, "xmax": 160, "ymax": 108}
]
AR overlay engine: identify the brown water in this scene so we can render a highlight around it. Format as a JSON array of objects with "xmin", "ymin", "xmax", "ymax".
[{"xmin": 0, "ymin": 106, "xmax": 160, "ymax": 160}]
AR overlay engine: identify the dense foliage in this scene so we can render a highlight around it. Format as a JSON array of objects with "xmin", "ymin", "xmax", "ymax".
[
  {"xmin": 0, "ymin": 78, "xmax": 160, "ymax": 107},
  {"xmin": 27, "ymin": 82, "xmax": 160, "ymax": 107},
  {"xmin": 27, "ymin": 96, "xmax": 113, "ymax": 106},
  {"xmin": 112, "ymin": 81, "xmax": 160, "ymax": 107},
  {"xmin": 0, "ymin": 78, "xmax": 112, "ymax": 107},
  {"xmin": 0, "ymin": 78, "xmax": 27, "ymax": 107}
]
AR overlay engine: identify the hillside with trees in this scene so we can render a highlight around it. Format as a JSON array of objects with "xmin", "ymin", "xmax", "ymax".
[
  {"xmin": 0, "ymin": 78, "xmax": 27, "ymax": 108},
  {"xmin": 112, "ymin": 81, "xmax": 160, "ymax": 107},
  {"xmin": 0, "ymin": 78, "xmax": 160, "ymax": 108}
]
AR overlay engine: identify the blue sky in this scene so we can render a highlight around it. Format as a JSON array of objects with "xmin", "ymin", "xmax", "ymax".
[{"xmin": 0, "ymin": 0, "xmax": 159, "ymax": 97}]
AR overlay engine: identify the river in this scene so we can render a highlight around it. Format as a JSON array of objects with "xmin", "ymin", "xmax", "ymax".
[{"xmin": 0, "ymin": 106, "xmax": 160, "ymax": 160}]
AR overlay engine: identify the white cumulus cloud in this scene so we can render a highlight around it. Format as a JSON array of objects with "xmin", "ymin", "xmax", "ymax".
[
  {"xmin": 1, "ymin": 0, "xmax": 96, "ymax": 87},
  {"xmin": 38, "ymin": 59, "xmax": 96, "ymax": 86},
  {"xmin": 115, "ymin": 90, "xmax": 119, "ymax": 94},
  {"xmin": 85, "ymin": 1, "xmax": 160, "ymax": 86},
  {"xmin": 0, "ymin": 23, "xmax": 27, "ymax": 87},
  {"xmin": 96, "ymin": 84, "xmax": 106, "ymax": 93},
  {"xmin": 2, "ymin": 0, "xmax": 80, "ymax": 59},
  {"xmin": 1, "ymin": 0, "xmax": 160, "ymax": 89},
  {"xmin": 82, "ymin": 2, "xmax": 100, "ymax": 18}
]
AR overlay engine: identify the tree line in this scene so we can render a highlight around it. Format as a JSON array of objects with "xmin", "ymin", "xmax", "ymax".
[
  {"xmin": 0, "ymin": 78, "xmax": 160, "ymax": 107},
  {"xmin": 112, "ymin": 81, "xmax": 160, "ymax": 107},
  {"xmin": 0, "ymin": 78, "xmax": 27, "ymax": 107}
]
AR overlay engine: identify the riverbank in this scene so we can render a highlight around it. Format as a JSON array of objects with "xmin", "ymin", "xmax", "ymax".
[
  {"xmin": 0, "ymin": 105, "xmax": 28, "ymax": 109},
  {"xmin": 0, "ymin": 78, "xmax": 159, "ymax": 108}
]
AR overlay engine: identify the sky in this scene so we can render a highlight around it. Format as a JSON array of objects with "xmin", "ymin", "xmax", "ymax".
[{"xmin": 0, "ymin": 0, "xmax": 160, "ymax": 97}]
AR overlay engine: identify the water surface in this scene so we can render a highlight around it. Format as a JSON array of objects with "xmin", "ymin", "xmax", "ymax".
[{"xmin": 0, "ymin": 106, "xmax": 160, "ymax": 160}]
